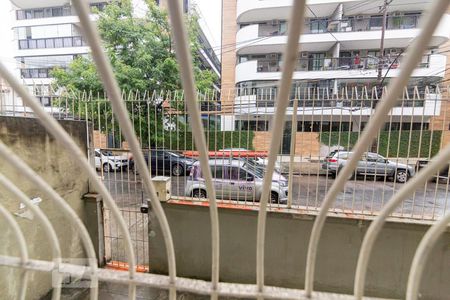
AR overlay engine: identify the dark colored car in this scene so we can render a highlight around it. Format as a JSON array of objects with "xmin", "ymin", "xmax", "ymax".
[
  {"xmin": 130, "ymin": 149, "xmax": 196, "ymax": 176},
  {"xmin": 415, "ymin": 159, "xmax": 450, "ymax": 182}
]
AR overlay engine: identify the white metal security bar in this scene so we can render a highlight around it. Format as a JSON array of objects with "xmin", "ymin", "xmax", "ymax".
[
  {"xmin": 305, "ymin": 0, "xmax": 450, "ymax": 297},
  {"xmin": 0, "ymin": 0, "xmax": 449, "ymax": 299}
]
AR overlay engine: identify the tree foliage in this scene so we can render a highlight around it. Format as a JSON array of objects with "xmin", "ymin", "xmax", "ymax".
[{"xmin": 52, "ymin": 0, "xmax": 218, "ymax": 146}]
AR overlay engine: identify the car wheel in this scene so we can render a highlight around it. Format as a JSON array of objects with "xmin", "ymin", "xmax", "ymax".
[
  {"xmin": 103, "ymin": 163, "xmax": 110, "ymax": 172},
  {"xmin": 270, "ymin": 192, "xmax": 279, "ymax": 204},
  {"xmin": 192, "ymin": 189, "xmax": 207, "ymax": 199},
  {"xmin": 337, "ymin": 167, "xmax": 355, "ymax": 180},
  {"xmin": 396, "ymin": 170, "xmax": 408, "ymax": 183},
  {"xmin": 172, "ymin": 164, "xmax": 184, "ymax": 176}
]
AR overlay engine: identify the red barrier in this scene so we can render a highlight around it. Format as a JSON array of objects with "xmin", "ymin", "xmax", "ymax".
[{"xmin": 183, "ymin": 150, "xmax": 268, "ymax": 158}]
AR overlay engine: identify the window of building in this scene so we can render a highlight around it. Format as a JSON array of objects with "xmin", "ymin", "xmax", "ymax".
[
  {"xmin": 309, "ymin": 18, "xmax": 328, "ymax": 33},
  {"xmin": 38, "ymin": 68, "xmax": 48, "ymax": 78},
  {"xmin": 28, "ymin": 39, "xmax": 37, "ymax": 49},
  {"xmin": 54, "ymin": 38, "xmax": 64, "ymax": 48},
  {"xmin": 25, "ymin": 10, "xmax": 33, "ymax": 19},
  {"xmin": 235, "ymin": 120, "xmax": 269, "ymax": 131},
  {"xmin": 52, "ymin": 7, "xmax": 63, "ymax": 17},
  {"xmin": 16, "ymin": 10, "xmax": 26, "ymax": 20},
  {"xmin": 33, "ymin": 9, "xmax": 44, "ymax": 18},
  {"xmin": 72, "ymin": 36, "xmax": 81, "ymax": 47},
  {"xmin": 63, "ymin": 37, "xmax": 73, "ymax": 47},
  {"xmin": 18, "ymin": 40, "xmax": 28, "ymax": 49},
  {"xmin": 16, "ymin": 5, "xmax": 76, "ymax": 20},
  {"xmin": 297, "ymin": 121, "xmax": 352, "ymax": 132},
  {"xmin": 45, "ymin": 38, "xmax": 55, "ymax": 48},
  {"xmin": 369, "ymin": 15, "xmax": 383, "ymax": 29},
  {"xmin": 29, "ymin": 69, "xmax": 38, "ymax": 78}
]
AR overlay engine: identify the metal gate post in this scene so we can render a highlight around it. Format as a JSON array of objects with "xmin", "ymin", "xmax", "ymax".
[{"xmin": 287, "ymin": 99, "xmax": 298, "ymax": 208}]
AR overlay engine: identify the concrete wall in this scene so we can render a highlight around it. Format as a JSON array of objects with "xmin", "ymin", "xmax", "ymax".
[
  {"xmin": 0, "ymin": 117, "xmax": 93, "ymax": 299},
  {"xmin": 149, "ymin": 202, "xmax": 450, "ymax": 299}
]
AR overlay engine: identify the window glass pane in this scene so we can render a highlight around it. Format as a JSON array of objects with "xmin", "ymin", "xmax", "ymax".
[
  {"xmin": 16, "ymin": 10, "xmax": 26, "ymax": 20},
  {"xmin": 36, "ymin": 39, "xmax": 45, "ymax": 48},
  {"xmin": 31, "ymin": 26, "xmax": 51, "ymax": 39},
  {"xmin": 16, "ymin": 28, "xmax": 27, "ymax": 39},
  {"xmin": 63, "ymin": 37, "xmax": 72, "ymax": 47},
  {"xmin": 38, "ymin": 68, "xmax": 48, "ymax": 78},
  {"xmin": 57, "ymin": 24, "xmax": 72, "ymax": 37},
  {"xmin": 210, "ymin": 166, "xmax": 224, "ymax": 179},
  {"xmin": 370, "ymin": 16, "xmax": 383, "ymax": 28},
  {"xmin": 34, "ymin": 9, "xmax": 44, "ymax": 18},
  {"xmin": 28, "ymin": 40, "xmax": 37, "ymax": 49},
  {"xmin": 46, "ymin": 38, "xmax": 55, "ymax": 48},
  {"xmin": 29, "ymin": 69, "xmax": 38, "ymax": 78},
  {"xmin": 19, "ymin": 40, "xmax": 28, "ymax": 49},
  {"xmin": 52, "ymin": 7, "xmax": 63, "ymax": 17},
  {"xmin": 63, "ymin": 6, "xmax": 72, "ymax": 16},
  {"xmin": 25, "ymin": 10, "xmax": 32, "ymax": 19},
  {"xmin": 73, "ymin": 36, "xmax": 82, "ymax": 46},
  {"xmin": 44, "ymin": 8, "xmax": 53, "ymax": 17},
  {"xmin": 21, "ymin": 69, "xmax": 30, "ymax": 78},
  {"xmin": 54, "ymin": 38, "xmax": 64, "ymax": 48}
]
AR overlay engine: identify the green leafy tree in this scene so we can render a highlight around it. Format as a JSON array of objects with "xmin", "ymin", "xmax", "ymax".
[{"xmin": 52, "ymin": 0, "xmax": 217, "ymax": 147}]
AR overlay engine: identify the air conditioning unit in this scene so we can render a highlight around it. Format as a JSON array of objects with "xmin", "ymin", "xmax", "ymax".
[
  {"xmin": 301, "ymin": 52, "xmax": 309, "ymax": 58},
  {"xmin": 269, "ymin": 53, "xmax": 278, "ymax": 59}
]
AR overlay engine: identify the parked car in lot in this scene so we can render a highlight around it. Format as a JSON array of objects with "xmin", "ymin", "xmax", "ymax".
[
  {"xmin": 322, "ymin": 150, "xmax": 415, "ymax": 183},
  {"xmin": 415, "ymin": 159, "xmax": 450, "ymax": 182},
  {"xmin": 95, "ymin": 149, "xmax": 129, "ymax": 172},
  {"xmin": 239, "ymin": 157, "xmax": 284, "ymax": 178},
  {"xmin": 185, "ymin": 159, "xmax": 288, "ymax": 204},
  {"xmin": 220, "ymin": 148, "xmax": 282, "ymax": 173},
  {"xmin": 130, "ymin": 149, "xmax": 196, "ymax": 176}
]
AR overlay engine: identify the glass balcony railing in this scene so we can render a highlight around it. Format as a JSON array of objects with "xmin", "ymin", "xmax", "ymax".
[
  {"xmin": 15, "ymin": 2, "xmax": 108, "ymax": 20},
  {"xmin": 18, "ymin": 36, "xmax": 87, "ymax": 50},
  {"xmin": 255, "ymin": 55, "xmax": 430, "ymax": 73},
  {"xmin": 258, "ymin": 14, "xmax": 421, "ymax": 37}
]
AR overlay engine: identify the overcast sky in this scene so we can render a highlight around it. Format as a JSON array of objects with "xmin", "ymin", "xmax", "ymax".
[{"xmin": 0, "ymin": 0, "xmax": 222, "ymax": 73}]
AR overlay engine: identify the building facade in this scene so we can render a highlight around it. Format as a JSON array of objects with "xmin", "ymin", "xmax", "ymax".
[
  {"xmin": 10, "ymin": 0, "xmax": 108, "ymax": 107},
  {"xmin": 221, "ymin": 0, "xmax": 450, "ymax": 137}
]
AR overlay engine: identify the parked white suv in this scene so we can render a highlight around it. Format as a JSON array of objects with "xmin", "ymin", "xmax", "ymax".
[
  {"xmin": 94, "ymin": 149, "xmax": 129, "ymax": 172},
  {"xmin": 185, "ymin": 159, "xmax": 288, "ymax": 204}
]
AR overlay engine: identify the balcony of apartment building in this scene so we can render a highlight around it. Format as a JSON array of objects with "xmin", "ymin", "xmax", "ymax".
[
  {"xmin": 236, "ymin": 13, "xmax": 450, "ymax": 55},
  {"xmin": 235, "ymin": 50, "xmax": 446, "ymax": 83},
  {"xmin": 12, "ymin": 2, "xmax": 107, "ymax": 27},
  {"xmin": 236, "ymin": 0, "xmax": 436, "ymax": 23},
  {"xmin": 14, "ymin": 22, "xmax": 90, "ymax": 56}
]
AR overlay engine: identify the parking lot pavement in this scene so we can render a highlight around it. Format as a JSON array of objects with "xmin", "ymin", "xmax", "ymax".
[{"xmin": 100, "ymin": 171, "xmax": 450, "ymax": 219}]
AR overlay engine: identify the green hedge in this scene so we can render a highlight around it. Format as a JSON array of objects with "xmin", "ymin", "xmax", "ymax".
[
  {"xmin": 162, "ymin": 131, "xmax": 254, "ymax": 151},
  {"xmin": 319, "ymin": 131, "xmax": 442, "ymax": 157}
]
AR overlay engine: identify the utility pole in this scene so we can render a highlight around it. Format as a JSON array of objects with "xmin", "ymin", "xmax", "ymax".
[{"xmin": 377, "ymin": 0, "xmax": 392, "ymax": 87}]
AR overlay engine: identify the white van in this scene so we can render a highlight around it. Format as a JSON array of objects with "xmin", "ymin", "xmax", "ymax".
[{"xmin": 185, "ymin": 159, "xmax": 288, "ymax": 204}]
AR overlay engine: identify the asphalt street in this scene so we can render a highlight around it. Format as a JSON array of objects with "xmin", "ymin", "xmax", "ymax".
[{"xmin": 101, "ymin": 171, "xmax": 450, "ymax": 219}]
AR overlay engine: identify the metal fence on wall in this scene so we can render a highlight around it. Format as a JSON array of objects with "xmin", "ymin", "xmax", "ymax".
[
  {"xmin": 2, "ymin": 85, "xmax": 450, "ymax": 223},
  {"xmin": 1, "ymin": 0, "xmax": 450, "ymax": 299}
]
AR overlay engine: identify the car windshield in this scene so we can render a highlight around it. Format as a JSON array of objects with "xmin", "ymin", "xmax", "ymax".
[
  {"xmin": 167, "ymin": 151, "xmax": 181, "ymax": 157},
  {"xmin": 242, "ymin": 163, "xmax": 264, "ymax": 178},
  {"xmin": 101, "ymin": 150, "xmax": 114, "ymax": 156}
]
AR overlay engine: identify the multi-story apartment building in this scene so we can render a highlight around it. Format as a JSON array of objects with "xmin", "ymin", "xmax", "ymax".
[
  {"xmin": 10, "ymin": 0, "xmax": 221, "ymax": 107},
  {"xmin": 157, "ymin": 0, "xmax": 222, "ymax": 93},
  {"xmin": 11, "ymin": 0, "xmax": 108, "ymax": 106},
  {"xmin": 221, "ymin": 0, "xmax": 450, "ymax": 141}
]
